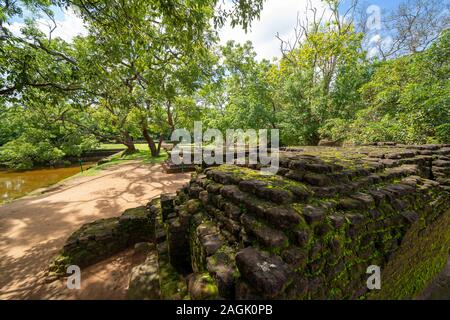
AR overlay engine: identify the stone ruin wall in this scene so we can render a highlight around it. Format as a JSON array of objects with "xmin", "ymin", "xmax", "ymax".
[{"xmin": 53, "ymin": 143, "xmax": 450, "ymax": 300}]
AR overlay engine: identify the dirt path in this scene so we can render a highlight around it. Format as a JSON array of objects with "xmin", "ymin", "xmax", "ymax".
[{"xmin": 0, "ymin": 162, "xmax": 190, "ymax": 299}]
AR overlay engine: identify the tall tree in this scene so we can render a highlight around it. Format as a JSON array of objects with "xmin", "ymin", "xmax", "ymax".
[
  {"xmin": 1, "ymin": 0, "xmax": 266, "ymax": 156},
  {"xmin": 276, "ymin": 0, "xmax": 368, "ymax": 145}
]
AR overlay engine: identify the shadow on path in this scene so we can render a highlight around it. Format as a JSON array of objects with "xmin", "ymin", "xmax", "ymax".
[{"xmin": 0, "ymin": 163, "xmax": 190, "ymax": 299}]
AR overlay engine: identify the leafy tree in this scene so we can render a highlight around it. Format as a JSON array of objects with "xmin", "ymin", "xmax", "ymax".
[
  {"xmin": 0, "ymin": 88, "xmax": 98, "ymax": 169},
  {"xmin": 201, "ymin": 41, "xmax": 277, "ymax": 132},
  {"xmin": 1, "ymin": 0, "xmax": 265, "ymax": 163},
  {"xmin": 0, "ymin": 13, "xmax": 96, "ymax": 168},
  {"xmin": 1, "ymin": 0, "xmax": 449, "ymax": 170},
  {"xmin": 276, "ymin": 0, "xmax": 369, "ymax": 145},
  {"xmin": 349, "ymin": 30, "xmax": 450, "ymax": 144},
  {"xmin": 0, "ymin": 104, "xmax": 23, "ymax": 146}
]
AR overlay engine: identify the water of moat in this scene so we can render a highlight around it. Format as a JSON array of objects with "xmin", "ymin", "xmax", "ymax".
[{"xmin": 0, "ymin": 163, "xmax": 94, "ymax": 204}]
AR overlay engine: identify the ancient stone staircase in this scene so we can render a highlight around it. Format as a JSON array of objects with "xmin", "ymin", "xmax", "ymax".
[
  {"xmin": 52, "ymin": 143, "xmax": 450, "ymax": 300},
  {"xmin": 156, "ymin": 144, "xmax": 450, "ymax": 299}
]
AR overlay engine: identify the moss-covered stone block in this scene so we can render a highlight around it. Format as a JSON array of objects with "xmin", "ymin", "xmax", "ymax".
[{"xmin": 50, "ymin": 206, "xmax": 155, "ymax": 275}]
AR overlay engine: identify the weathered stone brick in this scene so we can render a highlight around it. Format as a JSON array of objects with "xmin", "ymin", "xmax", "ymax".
[
  {"xmin": 241, "ymin": 214, "xmax": 288, "ymax": 249},
  {"xmin": 303, "ymin": 173, "xmax": 330, "ymax": 186},
  {"xmin": 264, "ymin": 207, "xmax": 301, "ymax": 229},
  {"xmin": 329, "ymin": 215, "xmax": 345, "ymax": 229},
  {"xmin": 337, "ymin": 197, "xmax": 363, "ymax": 210},
  {"xmin": 350, "ymin": 192, "xmax": 375, "ymax": 208},
  {"xmin": 260, "ymin": 187, "xmax": 293, "ymax": 204},
  {"xmin": 302, "ymin": 206, "xmax": 326, "ymax": 224},
  {"xmin": 238, "ymin": 179, "xmax": 268, "ymax": 194},
  {"xmin": 400, "ymin": 211, "xmax": 419, "ymax": 224},
  {"xmin": 235, "ymin": 247, "xmax": 293, "ymax": 299}
]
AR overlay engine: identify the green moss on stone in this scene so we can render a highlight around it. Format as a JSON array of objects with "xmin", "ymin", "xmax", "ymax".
[{"xmin": 368, "ymin": 209, "xmax": 450, "ymax": 300}]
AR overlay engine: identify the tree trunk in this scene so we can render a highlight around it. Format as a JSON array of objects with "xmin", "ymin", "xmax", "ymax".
[
  {"xmin": 157, "ymin": 135, "xmax": 163, "ymax": 155},
  {"xmin": 122, "ymin": 131, "xmax": 137, "ymax": 154},
  {"xmin": 142, "ymin": 127, "xmax": 159, "ymax": 157},
  {"xmin": 167, "ymin": 101, "xmax": 175, "ymax": 133}
]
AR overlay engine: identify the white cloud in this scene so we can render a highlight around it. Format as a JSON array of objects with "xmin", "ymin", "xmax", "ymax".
[
  {"xmin": 7, "ymin": 21, "xmax": 24, "ymax": 37},
  {"xmin": 218, "ymin": 0, "xmax": 332, "ymax": 61},
  {"xmin": 7, "ymin": 8, "xmax": 87, "ymax": 42}
]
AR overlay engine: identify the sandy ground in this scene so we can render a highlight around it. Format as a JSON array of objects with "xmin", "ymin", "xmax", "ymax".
[{"xmin": 0, "ymin": 162, "xmax": 190, "ymax": 300}]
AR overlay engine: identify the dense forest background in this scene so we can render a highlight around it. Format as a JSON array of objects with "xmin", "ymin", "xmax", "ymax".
[{"xmin": 0, "ymin": 0, "xmax": 449, "ymax": 169}]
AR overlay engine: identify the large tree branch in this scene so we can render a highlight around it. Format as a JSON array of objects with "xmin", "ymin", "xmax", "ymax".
[
  {"xmin": 22, "ymin": 37, "xmax": 78, "ymax": 65},
  {"xmin": 0, "ymin": 82, "xmax": 81, "ymax": 96}
]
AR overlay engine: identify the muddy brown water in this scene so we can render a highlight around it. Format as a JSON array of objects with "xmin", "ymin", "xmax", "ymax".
[{"xmin": 0, "ymin": 164, "xmax": 94, "ymax": 204}]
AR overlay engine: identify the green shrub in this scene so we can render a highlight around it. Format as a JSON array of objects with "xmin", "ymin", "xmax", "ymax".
[
  {"xmin": 435, "ymin": 124, "xmax": 450, "ymax": 144},
  {"xmin": 0, "ymin": 138, "xmax": 64, "ymax": 169}
]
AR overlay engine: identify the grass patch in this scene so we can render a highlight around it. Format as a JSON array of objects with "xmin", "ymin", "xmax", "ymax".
[
  {"xmin": 118, "ymin": 150, "xmax": 168, "ymax": 164},
  {"xmin": 79, "ymin": 149, "xmax": 168, "ymax": 177},
  {"xmin": 97, "ymin": 143, "xmax": 150, "ymax": 151}
]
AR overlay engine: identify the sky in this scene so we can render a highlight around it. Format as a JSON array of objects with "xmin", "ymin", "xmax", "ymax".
[
  {"xmin": 8, "ymin": 6, "xmax": 88, "ymax": 42},
  {"xmin": 9, "ymin": 0, "xmax": 400, "ymax": 60},
  {"xmin": 218, "ymin": 0, "xmax": 398, "ymax": 60}
]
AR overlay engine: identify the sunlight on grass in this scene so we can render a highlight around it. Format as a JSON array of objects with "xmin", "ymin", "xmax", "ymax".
[
  {"xmin": 78, "ymin": 149, "xmax": 168, "ymax": 177},
  {"xmin": 98, "ymin": 143, "xmax": 149, "ymax": 151}
]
